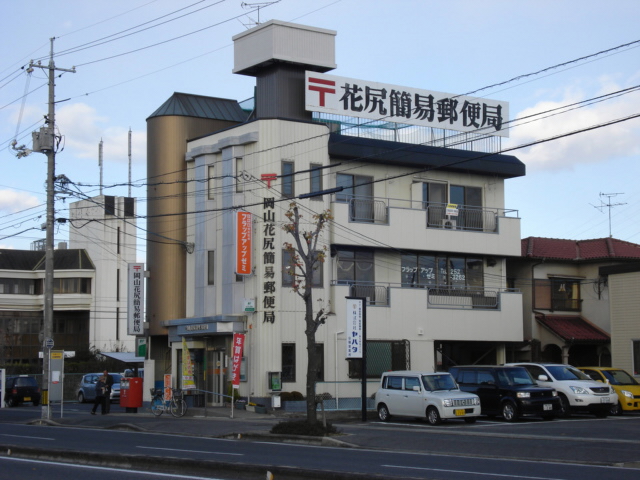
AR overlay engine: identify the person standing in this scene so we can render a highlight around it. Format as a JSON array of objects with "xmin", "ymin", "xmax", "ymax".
[
  {"xmin": 91, "ymin": 375, "xmax": 107, "ymax": 415},
  {"xmin": 103, "ymin": 370, "xmax": 114, "ymax": 414}
]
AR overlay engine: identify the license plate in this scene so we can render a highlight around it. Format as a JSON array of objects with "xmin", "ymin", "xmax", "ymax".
[
  {"xmin": 454, "ymin": 409, "xmax": 466, "ymax": 416},
  {"xmin": 601, "ymin": 397, "xmax": 610, "ymax": 403},
  {"xmin": 24, "ymin": 397, "xmax": 31, "ymax": 401},
  {"xmin": 543, "ymin": 403, "xmax": 552, "ymax": 411}
]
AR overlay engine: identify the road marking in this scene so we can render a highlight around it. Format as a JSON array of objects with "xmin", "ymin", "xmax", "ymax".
[
  {"xmin": 0, "ymin": 434, "xmax": 55, "ymax": 440},
  {"xmin": 0, "ymin": 456, "xmax": 228, "ymax": 479},
  {"xmin": 137, "ymin": 446, "xmax": 243, "ymax": 456},
  {"xmin": 383, "ymin": 464, "xmax": 568, "ymax": 479}
]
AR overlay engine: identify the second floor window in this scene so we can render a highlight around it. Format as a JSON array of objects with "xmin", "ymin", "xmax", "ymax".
[
  {"xmin": 282, "ymin": 250, "xmax": 323, "ymax": 287},
  {"xmin": 401, "ymin": 254, "xmax": 483, "ymax": 289},
  {"xmin": 281, "ymin": 161, "xmax": 294, "ymax": 197},
  {"xmin": 534, "ymin": 278, "xmax": 581, "ymax": 311}
]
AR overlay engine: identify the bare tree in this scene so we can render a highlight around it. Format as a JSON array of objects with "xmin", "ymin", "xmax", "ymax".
[{"xmin": 282, "ymin": 202, "xmax": 332, "ymax": 423}]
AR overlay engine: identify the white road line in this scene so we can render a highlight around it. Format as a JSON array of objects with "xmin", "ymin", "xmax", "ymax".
[
  {"xmin": 137, "ymin": 446, "xmax": 243, "ymax": 456},
  {"xmin": 383, "ymin": 464, "xmax": 569, "ymax": 480},
  {"xmin": 0, "ymin": 434, "xmax": 55, "ymax": 440}
]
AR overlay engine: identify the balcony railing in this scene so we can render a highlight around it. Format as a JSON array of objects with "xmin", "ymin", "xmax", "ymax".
[
  {"xmin": 333, "ymin": 195, "xmax": 517, "ymax": 232},
  {"xmin": 427, "ymin": 286, "xmax": 502, "ymax": 309}
]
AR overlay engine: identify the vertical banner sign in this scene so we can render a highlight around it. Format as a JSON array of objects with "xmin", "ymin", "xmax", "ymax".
[
  {"xmin": 236, "ymin": 211, "xmax": 252, "ymax": 275},
  {"xmin": 231, "ymin": 333, "xmax": 245, "ymax": 388},
  {"xmin": 262, "ymin": 198, "xmax": 276, "ymax": 323},
  {"xmin": 127, "ymin": 263, "xmax": 144, "ymax": 336},
  {"xmin": 182, "ymin": 338, "xmax": 196, "ymax": 390},
  {"xmin": 164, "ymin": 374, "xmax": 172, "ymax": 402},
  {"xmin": 346, "ymin": 297, "xmax": 364, "ymax": 358}
]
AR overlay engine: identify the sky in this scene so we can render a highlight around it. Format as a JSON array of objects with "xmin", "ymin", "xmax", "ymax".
[{"xmin": 1, "ymin": 0, "xmax": 640, "ymax": 260}]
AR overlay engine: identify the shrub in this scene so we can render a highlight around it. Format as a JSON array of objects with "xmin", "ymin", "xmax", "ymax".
[
  {"xmin": 271, "ymin": 420, "xmax": 338, "ymax": 437},
  {"xmin": 290, "ymin": 391, "xmax": 304, "ymax": 400}
]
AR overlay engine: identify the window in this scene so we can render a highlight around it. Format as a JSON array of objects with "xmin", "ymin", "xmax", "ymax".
[
  {"xmin": 281, "ymin": 161, "xmax": 295, "ymax": 197},
  {"xmin": 0, "ymin": 278, "xmax": 38, "ymax": 295},
  {"xmin": 104, "ymin": 196, "xmax": 115, "ymax": 215},
  {"xmin": 422, "ymin": 182, "xmax": 447, "ymax": 226},
  {"xmin": 404, "ymin": 376, "xmax": 420, "ymax": 390},
  {"xmin": 337, "ymin": 249, "xmax": 374, "ymax": 285},
  {"xmin": 282, "ymin": 343, "xmax": 296, "ymax": 382},
  {"xmin": 207, "ymin": 251, "xmax": 215, "ymax": 285},
  {"xmin": 208, "ymin": 165, "xmax": 215, "ymax": 200},
  {"xmin": 633, "ymin": 341, "xmax": 640, "ymax": 376},
  {"xmin": 315, "ymin": 344, "xmax": 324, "ymax": 382},
  {"xmin": 401, "ymin": 254, "xmax": 483, "ymax": 289},
  {"xmin": 53, "ymin": 278, "xmax": 91, "ymax": 294},
  {"xmin": 310, "ymin": 163, "xmax": 322, "ymax": 199},
  {"xmin": 336, "ymin": 174, "xmax": 372, "ymax": 202},
  {"xmin": 282, "ymin": 249, "xmax": 323, "ymax": 288},
  {"xmin": 534, "ymin": 278, "xmax": 581, "ymax": 311},
  {"xmin": 124, "ymin": 197, "xmax": 134, "ymax": 217},
  {"xmin": 236, "ymin": 158, "xmax": 243, "ymax": 193},
  {"xmin": 348, "ymin": 340, "xmax": 410, "ymax": 378}
]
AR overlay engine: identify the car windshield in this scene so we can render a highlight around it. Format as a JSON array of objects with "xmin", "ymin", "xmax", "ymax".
[
  {"xmin": 422, "ymin": 374, "xmax": 457, "ymax": 391},
  {"xmin": 602, "ymin": 369, "xmax": 639, "ymax": 385},
  {"xmin": 546, "ymin": 365, "xmax": 591, "ymax": 381},
  {"xmin": 497, "ymin": 368, "xmax": 536, "ymax": 386}
]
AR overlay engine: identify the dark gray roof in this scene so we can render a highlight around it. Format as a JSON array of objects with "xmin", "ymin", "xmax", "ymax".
[
  {"xmin": 147, "ymin": 92, "xmax": 249, "ymax": 122},
  {"xmin": 328, "ymin": 134, "xmax": 525, "ymax": 179},
  {"xmin": 0, "ymin": 249, "xmax": 95, "ymax": 271}
]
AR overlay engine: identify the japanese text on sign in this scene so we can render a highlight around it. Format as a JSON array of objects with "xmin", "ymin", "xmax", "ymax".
[
  {"xmin": 231, "ymin": 333, "xmax": 245, "ymax": 388},
  {"xmin": 127, "ymin": 263, "xmax": 144, "ymax": 336},
  {"xmin": 306, "ymin": 71, "xmax": 509, "ymax": 137},
  {"xmin": 262, "ymin": 197, "xmax": 276, "ymax": 324},
  {"xmin": 346, "ymin": 298, "xmax": 364, "ymax": 359},
  {"xmin": 236, "ymin": 211, "xmax": 252, "ymax": 275}
]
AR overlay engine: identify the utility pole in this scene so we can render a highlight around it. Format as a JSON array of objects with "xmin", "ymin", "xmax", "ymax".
[{"xmin": 29, "ymin": 38, "xmax": 75, "ymax": 420}]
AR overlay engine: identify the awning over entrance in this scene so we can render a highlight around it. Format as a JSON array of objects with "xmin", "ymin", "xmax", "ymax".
[
  {"xmin": 100, "ymin": 352, "xmax": 145, "ymax": 364},
  {"xmin": 535, "ymin": 315, "xmax": 610, "ymax": 344}
]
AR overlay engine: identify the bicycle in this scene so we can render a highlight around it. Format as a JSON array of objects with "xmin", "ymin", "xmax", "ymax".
[{"xmin": 150, "ymin": 388, "xmax": 188, "ymax": 418}]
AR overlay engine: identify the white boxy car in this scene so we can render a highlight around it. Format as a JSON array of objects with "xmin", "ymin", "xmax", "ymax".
[
  {"xmin": 374, "ymin": 371, "xmax": 481, "ymax": 425},
  {"xmin": 508, "ymin": 363, "xmax": 615, "ymax": 418}
]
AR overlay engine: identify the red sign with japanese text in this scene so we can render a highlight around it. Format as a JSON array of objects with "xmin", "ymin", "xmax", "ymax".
[
  {"xmin": 231, "ymin": 333, "xmax": 245, "ymax": 388},
  {"xmin": 236, "ymin": 211, "xmax": 252, "ymax": 275}
]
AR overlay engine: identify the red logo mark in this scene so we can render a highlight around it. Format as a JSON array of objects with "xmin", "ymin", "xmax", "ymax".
[
  {"xmin": 308, "ymin": 77, "xmax": 336, "ymax": 107},
  {"xmin": 261, "ymin": 173, "xmax": 278, "ymax": 188}
]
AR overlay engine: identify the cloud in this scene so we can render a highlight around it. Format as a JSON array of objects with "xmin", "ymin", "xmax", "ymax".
[
  {"xmin": 56, "ymin": 102, "xmax": 147, "ymax": 164},
  {"xmin": 0, "ymin": 189, "xmax": 41, "ymax": 213},
  {"xmin": 506, "ymin": 76, "xmax": 640, "ymax": 172}
]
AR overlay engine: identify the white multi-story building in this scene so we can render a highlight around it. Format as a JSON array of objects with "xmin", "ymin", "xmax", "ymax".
[
  {"xmin": 69, "ymin": 195, "xmax": 138, "ymax": 353},
  {"xmin": 146, "ymin": 20, "xmax": 526, "ymax": 406}
]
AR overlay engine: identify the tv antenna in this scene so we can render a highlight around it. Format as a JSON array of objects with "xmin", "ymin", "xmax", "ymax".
[
  {"xmin": 592, "ymin": 192, "xmax": 626, "ymax": 238},
  {"xmin": 240, "ymin": 1, "xmax": 279, "ymax": 27}
]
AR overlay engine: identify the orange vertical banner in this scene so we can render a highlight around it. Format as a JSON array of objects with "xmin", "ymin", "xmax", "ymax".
[
  {"xmin": 231, "ymin": 333, "xmax": 245, "ymax": 388},
  {"xmin": 236, "ymin": 211, "xmax": 252, "ymax": 275}
]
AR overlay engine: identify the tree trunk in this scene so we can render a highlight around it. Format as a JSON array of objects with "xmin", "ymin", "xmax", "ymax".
[{"xmin": 305, "ymin": 292, "xmax": 318, "ymax": 423}]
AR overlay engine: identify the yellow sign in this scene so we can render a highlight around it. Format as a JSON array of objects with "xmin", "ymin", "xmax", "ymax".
[{"xmin": 51, "ymin": 351, "xmax": 63, "ymax": 359}]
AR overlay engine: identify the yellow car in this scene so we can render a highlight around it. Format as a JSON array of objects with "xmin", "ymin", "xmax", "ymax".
[{"xmin": 579, "ymin": 367, "xmax": 640, "ymax": 415}]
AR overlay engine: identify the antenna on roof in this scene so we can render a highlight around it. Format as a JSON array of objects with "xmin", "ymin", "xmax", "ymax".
[
  {"xmin": 98, "ymin": 139, "xmax": 103, "ymax": 196},
  {"xmin": 240, "ymin": 1, "xmax": 280, "ymax": 28},
  {"xmin": 591, "ymin": 192, "xmax": 626, "ymax": 238}
]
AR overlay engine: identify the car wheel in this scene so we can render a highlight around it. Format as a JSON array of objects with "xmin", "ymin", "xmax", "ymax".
[
  {"xmin": 610, "ymin": 402, "xmax": 623, "ymax": 416},
  {"xmin": 501, "ymin": 402, "xmax": 519, "ymax": 422},
  {"xmin": 377, "ymin": 404, "xmax": 391, "ymax": 422},
  {"xmin": 426, "ymin": 406, "xmax": 442, "ymax": 426},
  {"xmin": 78, "ymin": 392, "xmax": 85, "ymax": 403},
  {"xmin": 464, "ymin": 417, "xmax": 477, "ymax": 424},
  {"xmin": 6, "ymin": 398, "xmax": 16, "ymax": 407},
  {"xmin": 32, "ymin": 400, "xmax": 40, "ymax": 406},
  {"xmin": 558, "ymin": 394, "xmax": 571, "ymax": 418}
]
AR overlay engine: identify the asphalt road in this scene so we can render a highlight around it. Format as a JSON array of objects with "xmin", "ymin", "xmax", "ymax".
[{"xmin": 0, "ymin": 403, "xmax": 639, "ymax": 479}]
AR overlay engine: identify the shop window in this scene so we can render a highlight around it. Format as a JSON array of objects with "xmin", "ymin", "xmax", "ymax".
[
  {"xmin": 282, "ymin": 343, "xmax": 296, "ymax": 382},
  {"xmin": 282, "ymin": 249, "xmax": 323, "ymax": 287},
  {"xmin": 401, "ymin": 254, "xmax": 483, "ymax": 290},
  {"xmin": 336, "ymin": 249, "xmax": 374, "ymax": 285},
  {"xmin": 348, "ymin": 340, "xmax": 410, "ymax": 379},
  {"xmin": 281, "ymin": 161, "xmax": 295, "ymax": 198}
]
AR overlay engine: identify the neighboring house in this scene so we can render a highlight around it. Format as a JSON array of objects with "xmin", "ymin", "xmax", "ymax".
[
  {"xmin": 598, "ymin": 263, "xmax": 640, "ymax": 376},
  {"xmin": 0, "ymin": 248, "xmax": 94, "ymax": 365},
  {"xmin": 507, "ymin": 237, "xmax": 640, "ymax": 367},
  {"xmin": 68, "ymin": 195, "xmax": 138, "ymax": 353},
  {"xmin": 145, "ymin": 20, "xmax": 526, "ymax": 405}
]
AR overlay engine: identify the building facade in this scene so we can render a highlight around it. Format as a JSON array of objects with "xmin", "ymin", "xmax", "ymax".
[
  {"xmin": 146, "ymin": 20, "xmax": 526, "ymax": 406},
  {"xmin": 508, "ymin": 236, "xmax": 640, "ymax": 368}
]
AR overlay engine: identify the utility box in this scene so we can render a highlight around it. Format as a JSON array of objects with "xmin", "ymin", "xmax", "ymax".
[{"xmin": 120, "ymin": 377, "xmax": 143, "ymax": 411}]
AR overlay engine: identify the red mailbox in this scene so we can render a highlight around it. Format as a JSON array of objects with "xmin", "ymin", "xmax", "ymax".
[{"xmin": 120, "ymin": 377, "xmax": 143, "ymax": 409}]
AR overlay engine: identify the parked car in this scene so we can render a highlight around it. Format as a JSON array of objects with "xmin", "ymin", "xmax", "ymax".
[
  {"xmin": 374, "ymin": 371, "xmax": 481, "ymax": 425},
  {"xmin": 77, "ymin": 373, "xmax": 122, "ymax": 403},
  {"xmin": 449, "ymin": 365, "xmax": 561, "ymax": 421},
  {"xmin": 4, "ymin": 375, "xmax": 41, "ymax": 407},
  {"xmin": 579, "ymin": 367, "xmax": 640, "ymax": 415},
  {"xmin": 508, "ymin": 363, "xmax": 614, "ymax": 418}
]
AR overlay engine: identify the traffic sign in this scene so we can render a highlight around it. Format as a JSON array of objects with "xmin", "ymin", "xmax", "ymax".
[{"xmin": 44, "ymin": 337, "xmax": 54, "ymax": 349}]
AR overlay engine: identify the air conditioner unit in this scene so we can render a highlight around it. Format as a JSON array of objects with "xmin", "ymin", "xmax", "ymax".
[{"xmin": 441, "ymin": 219, "xmax": 457, "ymax": 229}]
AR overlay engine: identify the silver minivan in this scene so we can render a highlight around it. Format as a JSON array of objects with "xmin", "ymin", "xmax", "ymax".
[{"xmin": 374, "ymin": 371, "xmax": 481, "ymax": 425}]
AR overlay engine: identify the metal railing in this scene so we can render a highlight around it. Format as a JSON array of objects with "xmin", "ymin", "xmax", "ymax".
[
  {"xmin": 427, "ymin": 286, "xmax": 500, "ymax": 309},
  {"xmin": 345, "ymin": 283, "xmax": 390, "ymax": 307},
  {"xmin": 426, "ymin": 203, "xmax": 501, "ymax": 232}
]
